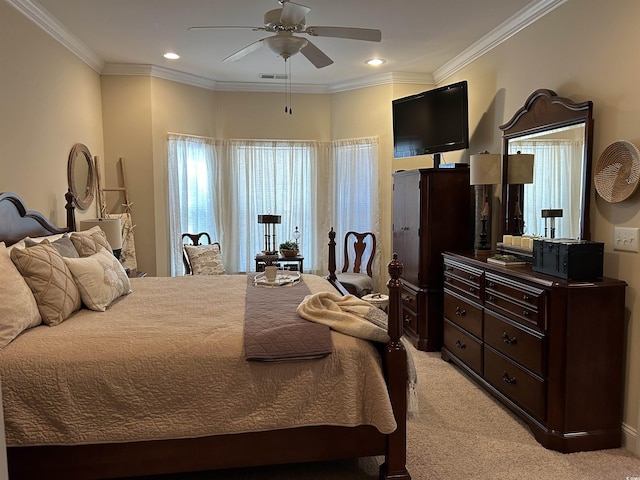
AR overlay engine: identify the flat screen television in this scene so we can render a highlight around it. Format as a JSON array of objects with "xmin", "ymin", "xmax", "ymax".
[{"xmin": 392, "ymin": 80, "xmax": 469, "ymax": 162}]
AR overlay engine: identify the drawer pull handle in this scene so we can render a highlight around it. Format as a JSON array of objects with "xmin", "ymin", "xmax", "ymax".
[
  {"xmin": 445, "ymin": 266, "xmax": 453, "ymax": 272},
  {"xmin": 522, "ymin": 294, "xmax": 530, "ymax": 301},
  {"xmin": 404, "ymin": 296, "xmax": 414, "ymax": 303},
  {"xmin": 455, "ymin": 306, "xmax": 466, "ymax": 317},
  {"xmin": 522, "ymin": 310, "xmax": 530, "ymax": 317},
  {"xmin": 403, "ymin": 315, "xmax": 411, "ymax": 324},
  {"xmin": 488, "ymin": 281, "xmax": 496, "ymax": 288},
  {"xmin": 455, "ymin": 339, "xmax": 466, "ymax": 349},
  {"xmin": 502, "ymin": 332, "xmax": 518, "ymax": 345},
  {"xmin": 469, "ymin": 287, "xmax": 476, "ymax": 293},
  {"xmin": 487, "ymin": 295, "xmax": 496, "ymax": 302},
  {"xmin": 502, "ymin": 372, "xmax": 517, "ymax": 385},
  {"xmin": 469, "ymin": 275, "xmax": 476, "ymax": 281}
]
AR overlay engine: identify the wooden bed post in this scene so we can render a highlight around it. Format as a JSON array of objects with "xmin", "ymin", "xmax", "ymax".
[
  {"xmin": 328, "ymin": 227, "xmax": 338, "ymax": 281},
  {"xmin": 380, "ymin": 253, "xmax": 411, "ymax": 480},
  {"xmin": 64, "ymin": 189, "xmax": 76, "ymax": 232}
]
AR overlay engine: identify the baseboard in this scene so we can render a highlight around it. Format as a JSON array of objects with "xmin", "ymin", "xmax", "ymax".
[{"xmin": 622, "ymin": 421, "xmax": 638, "ymax": 454}]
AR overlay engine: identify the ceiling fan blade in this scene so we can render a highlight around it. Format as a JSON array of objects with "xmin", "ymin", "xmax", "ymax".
[
  {"xmin": 223, "ymin": 38, "xmax": 266, "ymax": 62},
  {"xmin": 280, "ymin": 1, "xmax": 311, "ymax": 26},
  {"xmin": 300, "ymin": 40, "xmax": 333, "ymax": 69},
  {"xmin": 304, "ymin": 26, "xmax": 382, "ymax": 42},
  {"xmin": 188, "ymin": 25, "xmax": 265, "ymax": 31}
]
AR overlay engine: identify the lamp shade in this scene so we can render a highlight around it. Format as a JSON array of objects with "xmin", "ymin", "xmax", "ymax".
[
  {"xmin": 508, "ymin": 152, "xmax": 535, "ymax": 184},
  {"xmin": 469, "ymin": 153, "xmax": 501, "ymax": 185},
  {"xmin": 257, "ymin": 214, "xmax": 281, "ymax": 224},
  {"xmin": 80, "ymin": 218, "xmax": 122, "ymax": 250}
]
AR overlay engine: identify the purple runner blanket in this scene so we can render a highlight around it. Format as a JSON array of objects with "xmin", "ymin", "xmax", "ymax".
[{"xmin": 244, "ymin": 275, "xmax": 333, "ymax": 361}]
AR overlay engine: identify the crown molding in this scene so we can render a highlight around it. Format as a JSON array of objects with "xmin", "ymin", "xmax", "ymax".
[
  {"xmin": 329, "ymin": 72, "xmax": 434, "ymax": 93},
  {"xmin": 102, "ymin": 64, "xmax": 219, "ymax": 90},
  {"xmin": 8, "ymin": 0, "xmax": 105, "ymax": 72},
  {"xmin": 434, "ymin": 0, "xmax": 567, "ymax": 83},
  {"xmin": 11, "ymin": 0, "xmax": 563, "ymax": 92}
]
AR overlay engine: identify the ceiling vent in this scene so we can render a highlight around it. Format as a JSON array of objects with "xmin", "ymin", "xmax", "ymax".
[{"xmin": 260, "ymin": 73, "xmax": 290, "ymax": 80}]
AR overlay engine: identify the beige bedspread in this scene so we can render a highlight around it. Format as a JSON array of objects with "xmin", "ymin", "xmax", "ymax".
[{"xmin": 0, "ymin": 274, "xmax": 397, "ymax": 447}]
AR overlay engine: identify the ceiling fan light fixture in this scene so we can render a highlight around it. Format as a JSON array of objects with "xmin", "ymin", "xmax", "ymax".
[
  {"xmin": 265, "ymin": 35, "xmax": 308, "ymax": 59},
  {"xmin": 365, "ymin": 58, "xmax": 386, "ymax": 66}
]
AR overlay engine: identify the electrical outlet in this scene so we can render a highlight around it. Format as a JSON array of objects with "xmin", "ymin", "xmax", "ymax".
[{"xmin": 614, "ymin": 227, "xmax": 640, "ymax": 252}]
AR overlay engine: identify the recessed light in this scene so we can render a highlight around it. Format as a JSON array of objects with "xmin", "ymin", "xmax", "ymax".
[
  {"xmin": 164, "ymin": 52, "xmax": 180, "ymax": 60},
  {"xmin": 365, "ymin": 58, "xmax": 386, "ymax": 66}
]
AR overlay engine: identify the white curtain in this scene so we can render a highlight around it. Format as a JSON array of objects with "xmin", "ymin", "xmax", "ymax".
[
  {"xmin": 328, "ymin": 137, "xmax": 381, "ymax": 282},
  {"xmin": 510, "ymin": 138, "xmax": 584, "ymax": 238},
  {"xmin": 167, "ymin": 133, "xmax": 220, "ymax": 276},
  {"xmin": 167, "ymin": 135, "xmax": 379, "ymax": 277}
]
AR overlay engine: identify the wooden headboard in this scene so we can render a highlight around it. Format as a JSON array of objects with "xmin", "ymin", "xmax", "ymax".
[{"xmin": 0, "ymin": 191, "xmax": 76, "ymax": 246}]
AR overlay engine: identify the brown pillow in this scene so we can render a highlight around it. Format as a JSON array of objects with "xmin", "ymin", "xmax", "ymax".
[
  {"xmin": 70, "ymin": 226, "xmax": 113, "ymax": 257},
  {"xmin": 10, "ymin": 243, "xmax": 81, "ymax": 326}
]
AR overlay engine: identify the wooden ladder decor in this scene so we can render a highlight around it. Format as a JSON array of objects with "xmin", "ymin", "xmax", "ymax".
[{"xmin": 96, "ymin": 157, "xmax": 132, "ymax": 217}]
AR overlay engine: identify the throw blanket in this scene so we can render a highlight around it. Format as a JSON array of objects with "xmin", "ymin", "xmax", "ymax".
[
  {"xmin": 298, "ymin": 291, "xmax": 419, "ymax": 417},
  {"xmin": 244, "ymin": 275, "xmax": 333, "ymax": 361}
]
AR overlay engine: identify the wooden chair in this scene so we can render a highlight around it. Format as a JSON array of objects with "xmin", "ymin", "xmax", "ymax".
[
  {"xmin": 336, "ymin": 231, "xmax": 376, "ymax": 297},
  {"xmin": 181, "ymin": 232, "xmax": 221, "ymax": 275}
]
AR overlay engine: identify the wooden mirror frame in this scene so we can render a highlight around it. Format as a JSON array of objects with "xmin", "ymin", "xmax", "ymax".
[
  {"xmin": 67, "ymin": 143, "xmax": 95, "ymax": 211},
  {"xmin": 499, "ymin": 89, "xmax": 594, "ymax": 240}
]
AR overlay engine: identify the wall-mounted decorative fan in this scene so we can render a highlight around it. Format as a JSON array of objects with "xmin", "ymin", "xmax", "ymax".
[{"xmin": 189, "ymin": 0, "xmax": 382, "ymax": 68}]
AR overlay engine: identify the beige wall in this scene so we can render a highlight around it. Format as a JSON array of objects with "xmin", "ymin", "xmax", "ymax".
[
  {"xmin": 4, "ymin": 0, "xmax": 640, "ymax": 454},
  {"xmin": 0, "ymin": 1, "xmax": 103, "ymax": 225}
]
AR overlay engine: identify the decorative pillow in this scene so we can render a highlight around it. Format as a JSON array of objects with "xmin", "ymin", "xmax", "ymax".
[
  {"xmin": 10, "ymin": 243, "xmax": 81, "ymax": 326},
  {"xmin": 184, "ymin": 244, "xmax": 225, "ymax": 275},
  {"xmin": 25, "ymin": 234, "xmax": 80, "ymax": 258},
  {"xmin": 0, "ymin": 243, "xmax": 42, "ymax": 348},
  {"xmin": 70, "ymin": 226, "xmax": 113, "ymax": 257},
  {"xmin": 63, "ymin": 248, "xmax": 132, "ymax": 311}
]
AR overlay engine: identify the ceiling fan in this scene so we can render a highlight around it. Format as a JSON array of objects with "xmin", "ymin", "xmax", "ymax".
[{"xmin": 188, "ymin": 0, "xmax": 382, "ymax": 69}]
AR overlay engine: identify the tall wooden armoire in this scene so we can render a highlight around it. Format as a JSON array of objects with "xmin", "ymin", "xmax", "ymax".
[{"xmin": 392, "ymin": 168, "xmax": 473, "ymax": 351}]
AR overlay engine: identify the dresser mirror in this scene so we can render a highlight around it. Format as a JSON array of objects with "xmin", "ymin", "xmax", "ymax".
[
  {"xmin": 67, "ymin": 143, "xmax": 95, "ymax": 211},
  {"xmin": 499, "ymin": 89, "xmax": 593, "ymax": 240}
]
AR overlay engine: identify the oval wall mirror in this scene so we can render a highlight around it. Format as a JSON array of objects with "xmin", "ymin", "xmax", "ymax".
[{"xmin": 67, "ymin": 143, "xmax": 95, "ymax": 211}]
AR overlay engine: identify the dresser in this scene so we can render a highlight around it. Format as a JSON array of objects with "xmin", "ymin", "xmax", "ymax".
[
  {"xmin": 441, "ymin": 251, "xmax": 626, "ymax": 452},
  {"xmin": 393, "ymin": 168, "xmax": 472, "ymax": 351}
]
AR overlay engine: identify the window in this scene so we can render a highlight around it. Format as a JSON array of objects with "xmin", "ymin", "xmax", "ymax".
[{"xmin": 168, "ymin": 135, "xmax": 379, "ymax": 276}]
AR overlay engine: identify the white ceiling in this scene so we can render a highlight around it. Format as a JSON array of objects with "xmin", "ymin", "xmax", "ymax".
[{"xmin": 13, "ymin": 0, "xmax": 564, "ymax": 92}]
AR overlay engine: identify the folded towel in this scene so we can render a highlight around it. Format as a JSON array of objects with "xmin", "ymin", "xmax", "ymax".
[{"xmin": 297, "ymin": 291, "xmax": 418, "ymax": 417}]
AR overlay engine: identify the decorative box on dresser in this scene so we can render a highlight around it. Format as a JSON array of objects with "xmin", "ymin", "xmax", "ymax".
[
  {"xmin": 392, "ymin": 168, "xmax": 472, "ymax": 351},
  {"xmin": 441, "ymin": 251, "xmax": 626, "ymax": 452}
]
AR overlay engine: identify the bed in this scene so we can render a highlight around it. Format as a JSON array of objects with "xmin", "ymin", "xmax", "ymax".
[{"xmin": 0, "ymin": 191, "xmax": 411, "ymax": 480}]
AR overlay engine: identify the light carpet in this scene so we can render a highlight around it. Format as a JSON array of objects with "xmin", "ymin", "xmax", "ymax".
[{"xmin": 128, "ymin": 346, "xmax": 640, "ymax": 480}]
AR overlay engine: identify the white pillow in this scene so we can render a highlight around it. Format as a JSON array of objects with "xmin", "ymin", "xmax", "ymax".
[
  {"xmin": 0, "ymin": 243, "xmax": 42, "ymax": 348},
  {"xmin": 184, "ymin": 243, "xmax": 225, "ymax": 275},
  {"xmin": 63, "ymin": 248, "xmax": 131, "ymax": 311}
]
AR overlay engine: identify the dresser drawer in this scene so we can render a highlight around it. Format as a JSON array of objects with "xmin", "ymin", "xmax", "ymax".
[
  {"xmin": 484, "ymin": 346, "xmax": 545, "ymax": 422},
  {"xmin": 484, "ymin": 311, "xmax": 545, "ymax": 377},
  {"xmin": 402, "ymin": 306, "xmax": 418, "ymax": 335},
  {"xmin": 444, "ymin": 292, "xmax": 483, "ymax": 338},
  {"xmin": 444, "ymin": 320, "xmax": 482, "ymax": 375},
  {"xmin": 485, "ymin": 274, "xmax": 546, "ymax": 331},
  {"xmin": 443, "ymin": 260, "xmax": 483, "ymax": 302},
  {"xmin": 401, "ymin": 286, "xmax": 418, "ymax": 312}
]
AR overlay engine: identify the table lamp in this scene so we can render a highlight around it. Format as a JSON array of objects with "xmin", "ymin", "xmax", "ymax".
[
  {"xmin": 469, "ymin": 152, "xmax": 501, "ymax": 250},
  {"xmin": 508, "ymin": 151, "xmax": 535, "ymax": 235},
  {"xmin": 257, "ymin": 214, "xmax": 281, "ymax": 255}
]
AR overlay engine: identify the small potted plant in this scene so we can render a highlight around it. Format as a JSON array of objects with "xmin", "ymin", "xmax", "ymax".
[{"xmin": 279, "ymin": 240, "xmax": 299, "ymax": 257}]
